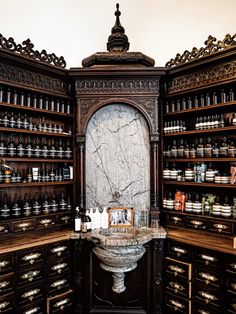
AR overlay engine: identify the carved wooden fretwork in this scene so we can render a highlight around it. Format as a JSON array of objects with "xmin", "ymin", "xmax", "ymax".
[
  {"xmin": 166, "ymin": 34, "xmax": 236, "ymax": 68},
  {"xmin": 168, "ymin": 60, "xmax": 236, "ymax": 94},
  {"xmin": 76, "ymin": 79, "xmax": 159, "ymax": 94},
  {"xmin": 0, "ymin": 62, "xmax": 68, "ymax": 94},
  {"xmin": 0, "ymin": 34, "xmax": 66, "ymax": 68}
]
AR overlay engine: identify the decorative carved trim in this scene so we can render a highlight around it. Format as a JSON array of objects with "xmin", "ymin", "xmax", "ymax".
[
  {"xmin": 0, "ymin": 62, "xmax": 68, "ymax": 94},
  {"xmin": 153, "ymin": 240, "xmax": 163, "ymax": 256},
  {"xmin": 166, "ymin": 34, "xmax": 236, "ymax": 68},
  {"xmin": 168, "ymin": 60, "xmax": 236, "ymax": 94},
  {"xmin": 154, "ymin": 305, "xmax": 162, "ymax": 314},
  {"xmin": 76, "ymin": 79, "xmax": 159, "ymax": 94},
  {"xmin": 154, "ymin": 273, "xmax": 162, "ymax": 286},
  {"xmin": 0, "ymin": 34, "xmax": 66, "ymax": 68}
]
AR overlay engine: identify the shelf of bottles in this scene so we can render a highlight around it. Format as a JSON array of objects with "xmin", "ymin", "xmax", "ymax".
[
  {"xmin": 0, "ymin": 84, "xmax": 74, "ymax": 234},
  {"xmin": 162, "ymin": 86, "xmax": 236, "ymax": 235}
]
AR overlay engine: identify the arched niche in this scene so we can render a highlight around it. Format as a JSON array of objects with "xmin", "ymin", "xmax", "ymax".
[{"xmin": 85, "ymin": 103, "xmax": 150, "ymax": 212}]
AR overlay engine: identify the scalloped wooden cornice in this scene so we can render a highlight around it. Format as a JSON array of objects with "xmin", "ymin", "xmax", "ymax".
[{"xmin": 165, "ymin": 33, "xmax": 236, "ymax": 68}]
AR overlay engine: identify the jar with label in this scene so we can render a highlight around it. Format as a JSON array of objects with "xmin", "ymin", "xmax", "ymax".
[
  {"xmin": 221, "ymin": 197, "xmax": 232, "ymax": 217},
  {"xmin": 192, "ymin": 194, "xmax": 202, "ymax": 214},
  {"xmin": 185, "ymin": 193, "xmax": 193, "ymax": 212},
  {"xmin": 212, "ymin": 196, "xmax": 221, "ymax": 216}
]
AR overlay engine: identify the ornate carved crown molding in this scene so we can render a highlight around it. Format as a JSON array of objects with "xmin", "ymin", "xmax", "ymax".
[
  {"xmin": 76, "ymin": 79, "xmax": 159, "ymax": 94},
  {"xmin": 168, "ymin": 60, "xmax": 236, "ymax": 94},
  {"xmin": 0, "ymin": 34, "xmax": 66, "ymax": 68},
  {"xmin": 166, "ymin": 34, "xmax": 236, "ymax": 68}
]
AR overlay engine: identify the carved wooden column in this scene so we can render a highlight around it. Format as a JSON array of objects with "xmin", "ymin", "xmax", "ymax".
[
  {"xmin": 150, "ymin": 134, "xmax": 159, "ymax": 210},
  {"xmin": 76, "ymin": 136, "xmax": 86, "ymax": 208}
]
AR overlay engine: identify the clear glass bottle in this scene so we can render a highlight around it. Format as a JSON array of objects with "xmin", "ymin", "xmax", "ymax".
[{"xmin": 17, "ymin": 135, "xmax": 25, "ymax": 157}]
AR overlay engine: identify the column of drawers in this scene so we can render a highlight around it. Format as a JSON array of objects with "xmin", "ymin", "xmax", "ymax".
[
  {"xmin": 226, "ymin": 256, "xmax": 236, "ymax": 313},
  {"xmin": 164, "ymin": 241, "xmax": 192, "ymax": 313},
  {"xmin": 0, "ymin": 239, "xmax": 74, "ymax": 314}
]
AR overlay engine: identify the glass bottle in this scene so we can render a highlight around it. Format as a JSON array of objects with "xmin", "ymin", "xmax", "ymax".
[
  {"xmin": 228, "ymin": 140, "xmax": 236, "ymax": 158},
  {"xmin": 32, "ymin": 193, "xmax": 41, "ymax": 215},
  {"xmin": 205, "ymin": 93, "xmax": 211, "ymax": 106},
  {"xmin": 204, "ymin": 137, "xmax": 212, "ymax": 158},
  {"xmin": 33, "ymin": 94, "xmax": 37, "ymax": 108},
  {"xmin": 6, "ymin": 88, "xmax": 11, "ymax": 104},
  {"xmin": 221, "ymin": 89, "xmax": 227, "ymax": 103},
  {"xmin": 34, "ymin": 137, "xmax": 41, "ymax": 158},
  {"xmin": 26, "ymin": 93, "xmax": 31, "ymax": 107},
  {"xmin": 49, "ymin": 167, "xmax": 55, "ymax": 182},
  {"xmin": 0, "ymin": 134, "xmax": 6, "ymax": 157},
  {"xmin": 177, "ymin": 139, "xmax": 184, "ymax": 158},
  {"xmin": 190, "ymin": 143, "xmax": 196, "ymax": 158},
  {"xmin": 16, "ymin": 135, "xmax": 25, "ymax": 157},
  {"xmin": 196, "ymin": 137, "xmax": 204, "ymax": 158},
  {"xmin": 200, "ymin": 95, "xmax": 204, "ymax": 107},
  {"xmin": 42, "ymin": 138, "xmax": 48, "ymax": 158},
  {"xmin": 59, "ymin": 192, "xmax": 67, "ymax": 211},
  {"xmin": 20, "ymin": 91, "xmax": 25, "ymax": 106},
  {"xmin": 63, "ymin": 163, "xmax": 70, "ymax": 181},
  {"xmin": 25, "ymin": 136, "xmax": 33, "ymax": 158},
  {"xmin": 9, "ymin": 112, "xmax": 15, "ymax": 128},
  {"xmin": 22, "ymin": 193, "xmax": 32, "ymax": 217},
  {"xmin": 7, "ymin": 134, "xmax": 16, "ymax": 157},
  {"xmin": 12, "ymin": 193, "xmax": 21, "ymax": 217},
  {"xmin": 50, "ymin": 194, "xmax": 59, "ymax": 212},
  {"xmin": 67, "ymin": 196, "xmax": 72, "ymax": 211},
  {"xmin": 3, "ymin": 111, "xmax": 9, "ymax": 128},
  {"xmin": 212, "ymin": 92, "xmax": 218, "ymax": 105},
  {"xmin": 0, "ymin": 195, "xmax": 10, "ymax": 218},
  {"xmin": 23, "ymin": 114, "xmax": 29, "ymax": 130},
  {"xmin": 16, "ymin": 113, "xmax": 22, "ymax": 129},
  {"xmin": 65, "ymin": 140, "xmax": 72, "ymax": 159},
  {"xmin": 0, "ymin": 86, "xmax": 3, "ymax": 102},
  {"xmin": 229, "ymin": 89, "xmax": 235, "ymax": 102},
  {"xmin": 74, "ymin": 207, "xmax": 81, "ymax": 232},
  {"xmin": 27, "ymin": 168, "xmax": 33, "ymax": 183},
  {"xmin": 219, "ymin": 136, "xmax": 228, "ymax": 157},
  {"xmin": 57, "ymin": 139, "xmax": 64, "ymax": 159},
  {"xmin": 182, "ymin": 98, "xmax": 187, "ymax": 110},
  {"xmin": 42, "ymin": 193, "xmax": 50, "ymax": 214},
  {"xmin": 39, "ymin": 95, "xmax": 43, "ymax": 109}
]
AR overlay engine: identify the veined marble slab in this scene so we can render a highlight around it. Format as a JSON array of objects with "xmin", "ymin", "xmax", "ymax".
[{"xmin": 85, "ymin": 103, "xmax": 150, "ymax": 211}]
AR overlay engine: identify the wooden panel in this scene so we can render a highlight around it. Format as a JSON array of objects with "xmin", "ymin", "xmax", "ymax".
[
  {"xmin": 165, "ymin": 257, "xmax": 192, "ymax": 281},
  {"xmin": 168, "ymin": 240, "xmax": 192, "ymax": 261},
  {"xmin": 165, "ymin": 292, "xmax": 191, "ymax": 314},
  {"xmin": 165, "ymin": 274, "xmax": 191, "ymax": 299},
  {"xmin": 17, "ymin": 247, "xmax": 45, "ymax": 267},
  {"xmin": 47, "ymin": 290, "xmax": 74, "ymax": 314}
]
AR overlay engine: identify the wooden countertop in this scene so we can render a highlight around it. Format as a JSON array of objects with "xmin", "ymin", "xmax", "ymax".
[{"xmin": 167, "ymin": 228, "xmax": 236, "ymax": 255}]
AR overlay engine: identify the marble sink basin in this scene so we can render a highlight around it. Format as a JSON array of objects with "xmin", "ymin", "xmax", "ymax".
[{"xmin": 87, "ymin": 227, "xmax": 166, "ymax": 294}]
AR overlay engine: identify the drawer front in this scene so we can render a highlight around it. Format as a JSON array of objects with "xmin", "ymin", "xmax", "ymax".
[
  {"xmin": 16, "ymin": 299, "xmax": 44, "ymax": 314},
  {"xmin": 226, "ymin": 295, "xmax": 236, "ymax": 313},
  {"xmin": 47, "ymin": 242, "xmax": 70, "ymax": 260},
  {"xmin": 168, "ymin": 241, "xmax": 191, "ymax": 261},
  {"xmin": 17, "ymin": 247, "xmax": 44, "ymax": 267},
  {"xmin": 194, "ymin": 266, "xmax": 222, "ymax": 288},
  {"xmin": 195, "ymin": 248, "xmax": 222, "ymax": 269},
  {"xmin": 226, "ymin": 274, "xmax": 236, "ymax": 295},
  {"xmin": 48, "ymin": 290, "xmax": 73, "ymax": 313},
  {"xmin": 48, "ymin": 259, "xmax": 70, "ymax": 277},
  {"xmin": 165, "ymin": 292, "xmax": 191, "ymax": 314},
  {"xmin": 47, "ymin": 273, "xmax": 71, "ymax": 297},
  {"xmin": 57, "ymin": 214, "xmax": 73, "ymax": 226},
  {"xmin": 165, "ymin": 257, "xmax": 192, "ymax": 281},
  {"xmin": 165, "ymin": 274, "xmax": 191, "ymax": 299},
  {"xmin": 186, "ymin": 217, "xmax": 207, "ymax": 231},
  {"xmin": 12, "ymin": 220, "xmax": 35, "ymax": 233},
  {"xmin": 17, "ymin": 282, "xmax": 44, "ymax": 305},
  {"xmin": 0, "ymin": 292, "xmax": 15, "ymax": 313},
  {"xmin": 36, "ymin": 217, "xmax": 56, "ymax": 229},
  {"xmin": 0, "ymin": 223, "xmax": 10, "ymax": 235},
  {"xmin": 0, "ymin": 254, "xmax": 14, "ymax": 274},
  {"xmin": 194, "ymin": 301, "xmax": 222, "ymax": 314},
  {"xmin": 17, "ymin": 266, "xmax": 44, "ymax": 286},
  {"xmin": 168, "ymin": 214, "xmax": 185, "ymax": 227},
  {"xmin": 194, "ymin": 284, "xmax": 222, "ymax": 308},
  {"xmin": 226, "ymin": 256, "xmax": 236, "ymax": 274},
  {"xmin": 0, "ymin": 273, "xmax": 14, "ymax": 296},
  {"xmin": 208, "ymin": 221, "xmax": 233, "ymax": 235}
]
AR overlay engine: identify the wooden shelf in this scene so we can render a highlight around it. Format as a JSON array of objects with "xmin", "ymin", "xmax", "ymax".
[
  {"xmin": 0, "ymin": 181, "xmax": 74, "ymax": 188},
  {"xmin": 0, "ymin": 102, "xmax": 74, "ymax": 118},
  {"xmin": 162, "ymin": 209, "xmax": 235, "ymax": 222},
  {"xmin": 2, "ymin": 157, "xmax": 73, "ymax": 163},
  {"xmin": 164, "ymin": 101, "xmax": 236, "ymax": 117},
  {"xmin": 163, "ymin": 180, "xmax": 236, "ymax": 188},
  {"xmin": 163, "ymin": 125, "xmax": 236, "ymax": 137},
  {"xmin": 0, "ymin": 127, "xmax": 72, "ymax": 137},
  {"xmin": 163, "ymin": 158, "xmax": 236, "ymax": 162}
]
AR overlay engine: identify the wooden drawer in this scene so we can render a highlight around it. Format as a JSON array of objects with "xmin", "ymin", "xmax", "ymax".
[
  {"xmin": 17, "ymin": 247, "xmax": 44, "ymax": 267},
  {"xmin": 168, "ymin": 214, "xmax": 185, "ymax": 227},
  {"xmin": 36, "ymin": 217, "xmax": 56, "ymax": 229},
  {"xmin": 16, "ymin": 299, "xmax": 44, "ymax": 314},
  {"xmin": 194, "ymin": 265, "xmax": 222, "ymax": 288},
  {"xmin": 195, "ymin": 248, "xmax": 222, "ymax": 269},
  {"xmin": 168, "ymin": 241, "xmax": 191, "ymax": 261},
  {"xmin": 0, "ymin": 292, "xmax": 15, "ymax": 313},
  {"xmin": 226, "ymin": 295, "xmax": 236, "ymax": 313},
  {"xmin": 47, "ymin": 290, "xmax": 73, "ymax": 313},
  {"xmin": 226, "ymin": 256, "xmax": 236, "ymax": 274},
  {"xmin": 46, "ymin": 241, "xmax": 70, "ymax": 260},
  {"xmin": 57, "ymin": 214, "xmax": 73, "ymax": 226},
  {"xmin": 165, "ymin": 257, "xmax": 192, "ymax": 281},
  {"xmin": 12, "ymin": 219, "xmax": 35, "ymax": 233},
  {"xmin": 47, "ymin": 273, "xmax": 71, "ymax": 297},
  {"xmin": 0, "ymin": 222, "xmax": 10, "ymax": 235},
  {"xmin": 0, "ymin": 254, "xmax": 14, "ymax": 275},
  {"xmin": 165, "ymin": 292, "xmax": 191, "ymax": 314},
  {"xmin": 0, "ymin": 273, "xmax": 14, "ymax": 296},
  {"xmin": 186, "ymin": 217, "xmax": 207, "ymax": 231},
  {"xmin": 208, "ymin": 220, "xmax": 233, "ymax": 236},
  {"xmin": 193, "ymin": 301, "xmax": 222, "ymax": 314},
  {"xmin": 165, "ymin": 274, "xmax": 191, "ymax": 299},
  {"xmin": 226, "ymin": 274, "xmax": 236, "ymax": 295},
  {"xmin": 48, "ymin": 258, "xmax": 70, "ymax": 277},
  {"xmin": 194, "ymin": 284, "xmax": 222, "ymax": 308},
  {"xmin": 17, "ymin": 281, "xmax": 44, "ymax": 305},
  {"xmin": 17, "ymin": 265, "xmax": 44, "ymax": 286}
]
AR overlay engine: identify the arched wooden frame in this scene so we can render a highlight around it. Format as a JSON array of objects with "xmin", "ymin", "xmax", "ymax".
[{"xmin": 76, "ymin": 97, "xmax": 160, "ymax": 216}]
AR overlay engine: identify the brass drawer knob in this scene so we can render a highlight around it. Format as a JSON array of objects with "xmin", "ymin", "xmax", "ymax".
[
  {"xmin": 53, "ymin": 298, "xmax": 69, "ymax": 310},
  {"xmin": 199, "ymin": 272, "xmax": 217, "ymax": 285},
  {"xmin": 0, "ymin": 261, "xmax": 9, "ymax": 270},
  {"xmin": 22, "ymin": 288, "xmax": 40, "ymax": 301},
  {"xmin": 0, "ymin": 281, "xmax": 9, "ymax": 291},
  {"xmin": 22, "ymin": 252, "xmax": 41, "ymax": 264},
  {"xmin": 51, "ymin": 263, "xmax": 67, "ymax": 273},
  {"xmin": 23, "ymin": 306, "xmax": 40, "ymax": 314},
  {"xmin": 169, "ymin": 299, "xmax": 185, "ymax": 309},
  {"xmin": 50, "ymin": 246, "xmax": 67, "ymax": 256},
  {"xmin": 199, "ymin": 291, "xmax": 217, "ymax": 303},
  {"xmin": 213, "ymin": 223, "xmax": 228, "ymax": 232},
  {"xmin": 39, "ymin": 219, "xmax": 53, "ymax": 227},
  {"xmin": 51, "ymin": 279, "xmax": 67, "ymax": 289},
  {"xmin": 17, "ymin": 222, "xmax": 31, "ymax": 231},
  {"xmin": 21, "ymin": 270, "xmax": 40, "ymax": 282},
  {"xmin": 0, "ymin": 301, "xmax": 9, "ymax": 310}
]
